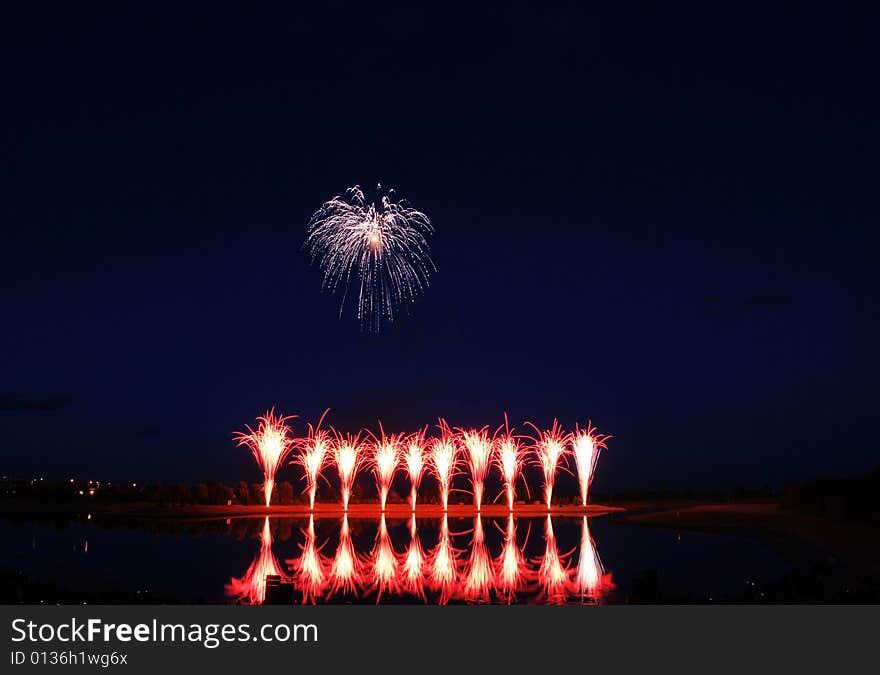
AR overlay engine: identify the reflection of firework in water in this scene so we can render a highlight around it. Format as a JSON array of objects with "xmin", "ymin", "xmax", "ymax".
[
  {"xmin": 427, "ymin": 514, "xmax": 460, "ymax": 605},
  {"xmin": 233, "ymin": 409, "xmax": 295, "ymax": 507},
  {"xmin": 328, "ymin": 514, "xmax": 363, "ymax": 596},
  {"xmin": 429, "ymin": 421, "xmax": 459, "ymax": 511},
  {"xmin": 573, "ymin": 516, "xmax": 610, "ymax": 602},
  {"xmin": 367, "ymin": 515, "xmax": 400, "ymax": 602},
  {"xmin": 294, "ymin": 412, "xmax": 331, "ymax": 511},
  {"xmin": 225, "ymin": 517, "xmax": 280, "ymax": 605},
  {"xmin": 495, "ymin": 514, "xmax": 527, "ymax": 602},
  {"xmin": 332, "ymin": 432, "xmax": 364, "ymax": 511},
  {"xmin": 404, "ymin": 431, "xmax": 427, "ymax": 511},
  {"xmin": 402, "ymin": 514, "xmax": 426, "ymax": 599},
  {"xmin": 305, "ymin": 184, "xmax": 435, "ymax": 332},
  {"xmin": 536, "ymin": 515, "xmax": 570, "ymax": 604},
  {"xmin": 461, "ymin": 515, "xmax": 493, "ymax": 602},
  {"xmin": 529, "ymin": 420, "xmax": 570, "ymax": 509},
  {"xmin": 460, "ymin": 427, "xmax": 493, "ymax": 512},
  {"xmin": 370, "ymin": 428, "xmax": 400, "ymax": 511},
  {"xmin": 289, "ymin": 514, "xmax": 327, "ymax": 604},
  {"xmin": 224, "ymin": 514, "xmax": 611, "ymax": 605},
  {"xmin": 572, "ymin": 423, "xmax": 610, "ymax": 507}
]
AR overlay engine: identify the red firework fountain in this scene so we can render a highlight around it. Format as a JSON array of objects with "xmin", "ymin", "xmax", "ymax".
[
  {"xmin": 460, "ymin": 426, "xmax": 493, "ymax": 512},
  {"xmin": 427, "ymin": 513, "xmax": 460, "ymax": 604},
  {"xmin": 496, "ymin": 428, "xmax": 526, "ymax": 511},
  {"xmin": 225, "ymin": 517, "xmax": 280, "ymax": 605},
  {"xmin": 529, "ymin": 419, "xmax": 570, "ymax": 509},
  {"xmin": 571, "ymin": 423, "xmax": 611, "ymax": 507},
  {"xmin": 429, "ymin": 420, "xmax": 458, "ymax": 511},
  {"xmin": 370, "ymin": 427, "xmax": 400, "ymax": 511},
  {"xmin": 289, "ymin": 514, "xmax": 327, "ymax": 604},
  {"xmin": 536, "ymin": 514, "xmax": 570, "ymax": 604},
  {"xmin": 404, "ymin": 431, "xmax": 427, "ymax": 511},
  {"xmin": 461, "ymin": 514, "xmax": 493, "ymax": 602},
  {"xmin": 295, "ymin": 412, "xmax": 331, "ymax": 511},
  {"xmin": 332, "ymin": 432, "xmax": 364, "ymax": 511},
  {"xmin": 233, "ymin": 409, "xmax": 295, "ymax": 507},
  {"xmin": 402, "ymin": 514, "xmax": 426, "ymax": 598},
  {"xmin": 368, "ymin": 514, "xmax": 400, "ymax": 601},
  {"xmin": 495, "ymin": 513, "xmax": 528, "ymax": 602},
  {"xmin": 234, "ymin": 410, "xmax": 611, "ymax": 512},
  {"xmin": 328, "ymin": 514, "xmax": 363, "ymax": 596}
]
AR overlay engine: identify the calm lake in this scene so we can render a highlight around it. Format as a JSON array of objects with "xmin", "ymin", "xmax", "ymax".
[{"xmin": 0, "ymin": 513, "xmax": 788, "ymax": 604}]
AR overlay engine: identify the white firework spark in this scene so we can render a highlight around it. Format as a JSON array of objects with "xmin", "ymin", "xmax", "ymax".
[{"xmin": 305, "ymin": 184, "xmax": 435, "ymax": 332}]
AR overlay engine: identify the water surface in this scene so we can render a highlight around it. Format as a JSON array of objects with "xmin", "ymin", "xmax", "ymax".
[{"xmin": 0, "ymin": 513, "xmax": 788, "ymax": 604}]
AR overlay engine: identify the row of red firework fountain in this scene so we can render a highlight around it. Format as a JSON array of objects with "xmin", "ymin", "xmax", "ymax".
[
  {"xmin": 234, "ymin": 410, "xmax": 610, "ymax": 511},
  {"xmin": 226, "ymin": 514, "xmax": 613, "ymax": 605}
]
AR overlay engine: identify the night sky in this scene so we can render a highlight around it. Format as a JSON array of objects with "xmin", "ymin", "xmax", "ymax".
[{"xmin": 2, "ymin": 3, "xmax": 877, "ymax": 491}]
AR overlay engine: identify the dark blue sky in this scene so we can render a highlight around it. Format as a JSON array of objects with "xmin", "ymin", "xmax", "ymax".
[{"xmin": 2, "ymin": 3, "xmax": 877, "ymax": 490}]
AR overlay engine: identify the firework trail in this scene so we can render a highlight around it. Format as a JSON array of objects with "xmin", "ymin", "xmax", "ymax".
[
  {"xmin": 535, "ymin": 515, "xmax": 570, "ymax": 604},
  {"xmin": 305, "ymin": 184, "xmax": 435, "ymax": 332},
  {"xmin": 367, "ymin": 514, "xmax": 400, "ymax": 602},
  {"xmin": 571, "ymin": 423, "xmax": 610, "ymax": 507},
  {"xmin": 402, "ymin": 514, "xmax": 426, "ymax": 599},
  {"xmin": 461, "ymin": 515, "xmax": 493, "ymax": 602},
  {"xmin": 288, "ymin": 514, "xmax": 327, "ymax": 604},
  {"xmin": 294, "ymin": 410, "xmax": 331, "ymax": 511},
  {"xmin": 528, "ymin": 420, "xmax": 570, "ymax": 509},
  {"xmin": 369, "ymin": 427, "xmax": 400, "ymax": 511},
  {"xmin": 332, "ymin": 432, "xmax": 365, "ymax": 511},
  {"xmin": 233, "ymin": 409, "xmax": 296, "ymax": 507},
  {"xmin": 225, "ymin": 517, "xmax": 280, "ymax": 605},
  {"xmin": 573, "ymin": 516, "xmax": 609, "ymax": 603},
  {"xmin": 328, "ymin": 514, "xmax": 363, "ymax": 596},
  {"xmin": 427, "ymin": 514, "xmax": 460, "ymax": 605},
  {"xmin": 404, "ymin": 430, "xmax": 427, "ymax": 511},
  {"xmin": 495, "ymin": 419, "xmax": 527, "ymax": 511},
  {"xmin": 495, "ymin": 514, "xmax": 527, "ymax": 602},
  {"xmin": 460, "ymin": 426, "xmax": 493, "ymax": 512},
  {"xmin": 429, "ymin": 420, "xmax": 459, "ymax": 511}
]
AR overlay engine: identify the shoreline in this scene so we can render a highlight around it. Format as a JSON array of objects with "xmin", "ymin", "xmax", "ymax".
[{"xmin": 0, "ymin": 500, "xmax": 623, "ymax": 520}]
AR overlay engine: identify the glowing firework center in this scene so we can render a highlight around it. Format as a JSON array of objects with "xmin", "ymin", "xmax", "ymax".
[{"xmin": 305, "ymin": 184, "xmax": 435, "ymax": 332}]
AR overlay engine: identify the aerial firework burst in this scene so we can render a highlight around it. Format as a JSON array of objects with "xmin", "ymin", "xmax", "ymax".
[
  {"xmin": 233, "ymin": 409, "xmax": 295, "ymax": 507},
  {"xmin": 305, "ymin": 184, "xmax": 435, "ymax": 332},
  {"xmin": 369, "ymin": 427, "xmax": 400, "ymax": 511},
  {"xmin": 460, "ymin": 426, "xmax": 493, "ymax": 512},
  {"xmin": 404, "ymin": 430, "xmax": 427, "ymax": 511},
  {"xmin": 571, "ymin": 423, "xmax": 611, "ymax": 507},
  {"xmin": 332, "ymin": 432, "xmax": 365, "ymax": 512},
  {"xmin": 528, "ymin": 419, "xmax": 570, "ymax": 509},
  {"xmin": 429, "ymin": 421, "xmax": 459, "ymax": 511}
]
